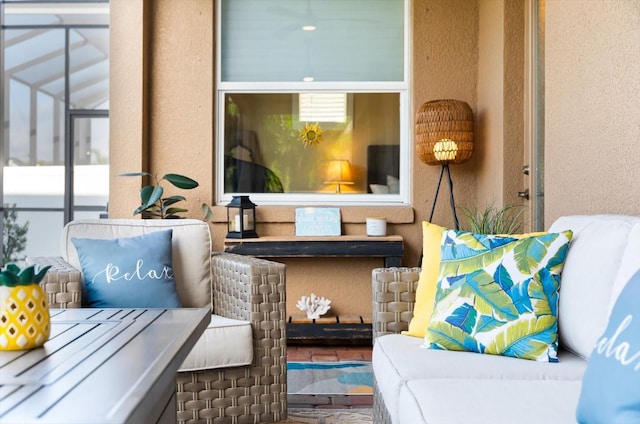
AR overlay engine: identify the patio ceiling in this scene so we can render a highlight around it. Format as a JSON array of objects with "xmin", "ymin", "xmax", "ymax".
[{"xmin": 3, "ymin": 2, "xmax": 109, "ymax": 110}]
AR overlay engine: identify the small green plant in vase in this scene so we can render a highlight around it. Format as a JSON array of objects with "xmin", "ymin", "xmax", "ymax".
[
  {"xmin": 120, "ymin": 172, "xmax": 213, "ymax": 220},
  {"xmin": 460, "ymin": 203, "xmax": 524, "ymax": 234}
]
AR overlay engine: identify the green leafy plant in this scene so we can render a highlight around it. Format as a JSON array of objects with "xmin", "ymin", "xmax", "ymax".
[
  {"xmin": 3, "ymin": 204, "xmax": 29, "ymax": 264},
  {"xmin": 120, "ymin": 172, "xmax": 213, "ymax": 220},
  {"xmin": 460, "ymin": 203, "xmax": 524, "ymax": 234},
  {"xmin": 0, "ymin": 263, "xmax": 51, "ymax": 287}
]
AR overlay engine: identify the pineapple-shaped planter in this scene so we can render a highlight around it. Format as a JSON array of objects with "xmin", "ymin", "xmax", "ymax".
[{"xmin": 0, "ymin": 263, "xmax": 52, "ymax": 350}]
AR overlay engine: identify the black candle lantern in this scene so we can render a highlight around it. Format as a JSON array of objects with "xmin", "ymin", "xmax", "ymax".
[{"xmin": 226, "ymin": 195, "xmax": 258, "ymax": 239}]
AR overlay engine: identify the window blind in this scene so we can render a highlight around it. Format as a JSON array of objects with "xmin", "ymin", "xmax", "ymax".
[{"xmin": 220, "ymin": 0, "xmax": 404, "ymax": 82}]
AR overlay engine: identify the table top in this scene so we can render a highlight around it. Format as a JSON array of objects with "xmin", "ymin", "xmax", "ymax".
[
  {"xmin": 225, "ymin": 234, "xmax": 403, "ymax": 242},
  {"xmin": 223, "ymin": 234, "xmax": 404, "ymax": 259},
  {"xmin": 0, "ymin": 308, "xmax": 209, "ymax": 424}
]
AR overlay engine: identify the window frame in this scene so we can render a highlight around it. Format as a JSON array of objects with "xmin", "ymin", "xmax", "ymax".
[{"xmin": 214, "ymin": 0, "xmax": 412, "ymax": 206}]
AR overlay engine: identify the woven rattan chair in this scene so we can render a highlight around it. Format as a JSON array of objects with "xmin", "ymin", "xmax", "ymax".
[
  {"xmin": 371, "ymin": 266, "xmax": 420, "ymax": 424},
  {"xmin": 27, "ymin": 219, "xmax": 287, "ymax": 424}
]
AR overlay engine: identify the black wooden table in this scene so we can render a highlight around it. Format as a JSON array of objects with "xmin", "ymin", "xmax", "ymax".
[
  {"xmin": 224, "ymin": 235, "xmax": 403, "ymax": 344},
  {"xmin": 223, "ymin": 235, "xmax": 404, "ymax": 267}
]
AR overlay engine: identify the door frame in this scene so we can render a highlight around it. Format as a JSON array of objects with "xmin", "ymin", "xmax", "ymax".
[
  {"xmin": 66, "ymin": 110, "xmax": 109, "ymax": 223},
  {"xmin": 524, "ymin": 0, "xmax": 544, "ymax": 232}
]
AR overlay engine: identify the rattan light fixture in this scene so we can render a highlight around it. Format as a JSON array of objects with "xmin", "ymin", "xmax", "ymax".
[{"xmin": 416, "ymin": 99, "xmax": 474, "ymax": 229}]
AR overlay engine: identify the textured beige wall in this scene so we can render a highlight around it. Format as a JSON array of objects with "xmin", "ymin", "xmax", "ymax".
[
  {"xmin": 502, "ymin": 0, "xmax": 525, "ymax": 208},
  {"xmin": 147, "ymin": 0, "xmax": 214, "ymax": 215},
  {"xmin": 476, "ymin": 0, "xmax": 525, "ymax": 212},
  {"xmin": 477, "ymin": 0, "xmax": 504, "ymax": 203},
  {"xmin": 109, "ymin": 0, "xmax": 214, "ymax": 219},
  {"xmin": 108, "ymin": 0, "xmax": 640, "ymax": 319},
  {"xmin": 108, "ymin": 0, "xmax": 516, "ymax": 318},
  {"xmin": 109, "ymin": 0, "xmax": 148, "ymax": 218},
  {"xmin": 545, "ymin": 1, "xmax": 640, "ymax": 223},
  {"xmin": 412, "ymin": 0, "xmax": 479, "ymax": 233}
]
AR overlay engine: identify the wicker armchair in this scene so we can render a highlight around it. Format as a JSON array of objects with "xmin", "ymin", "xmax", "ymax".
[
  {"xmin": 371, "ymin": 266, "xmax": 420, "ymax": 424},
  {"xmin": 27, "ymin": 219, "xmax": 287, "ymax": 424}
]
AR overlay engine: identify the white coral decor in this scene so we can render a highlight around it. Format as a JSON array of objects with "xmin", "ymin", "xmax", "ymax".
[{"xmin": 296, "ymin": 293, "xmax": 331, "ymax": 319}]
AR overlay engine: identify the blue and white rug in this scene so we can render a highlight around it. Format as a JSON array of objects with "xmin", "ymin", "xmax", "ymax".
[{"xmin": 287, "ymin": 361, "xmax": 374, "ymax": 395}]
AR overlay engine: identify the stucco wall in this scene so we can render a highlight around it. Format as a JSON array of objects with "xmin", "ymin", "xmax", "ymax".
[
  {"xmin": 107, "ymin": 0, "xmax": 508, "ymax": 318},
  {"xmin": 109, "ymin": 0, "xmax": 214, "ymax": 219},
  {"xmin": 109, "ymin": 0, "xmax": 148, "ymax": 218},
  {"xmin": 477, "ymin": 0, "xmax": 505, "ymax": 203},
  {"xmin": 412, "ymin": 0, "xmax": 479, "ymax": 232},
  {"xmin": 476, "ymin": 0, "xmax": 525, "ymax": 213},
  {"xmin": 545, "ymin": 0, "xmax": 640, "ymax": 223},
  {"xmin": 107, "ymin": 0, "xmax": 640, "ymax": 323}
]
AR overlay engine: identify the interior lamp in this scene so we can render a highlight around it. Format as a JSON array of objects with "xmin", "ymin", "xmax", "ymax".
[
  {"xmin": 225, "ymin": 195, "xmax": 258, "ymax": 239},
  {"xmin": 324, "ymin": 159, "xmax": 354, "ymax": 193},
  {"xmin": 416, "ymin": 99, "xmax": 474, "ymax": 229}
]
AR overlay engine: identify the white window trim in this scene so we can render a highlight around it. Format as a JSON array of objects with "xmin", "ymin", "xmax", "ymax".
[{"xmin": 215, "ymin": 0, "xmax": 412, "ymax": 206}]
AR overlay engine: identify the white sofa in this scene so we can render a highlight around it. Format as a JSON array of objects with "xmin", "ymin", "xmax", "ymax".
[{"xmin": 371, "ymin": 214, "xmax": 640, "ymax": 424}]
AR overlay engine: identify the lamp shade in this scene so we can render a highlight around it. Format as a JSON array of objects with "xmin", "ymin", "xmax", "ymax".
[
  {"xmin": 415, "ymin": 99, "xmax": 474, "ymax": 165},
  {"xmin": 325, "ymin": 160, "xmax": 353, "ymax": 183},
  {"xmin": 324, "ymin": 159, "xmax": 354, "ymax": 193}
]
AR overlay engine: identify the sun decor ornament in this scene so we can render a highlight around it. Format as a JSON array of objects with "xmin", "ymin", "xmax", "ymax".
[{"xmin": 298, "ymin": 122, "xmax": 324, "ymax": 147}]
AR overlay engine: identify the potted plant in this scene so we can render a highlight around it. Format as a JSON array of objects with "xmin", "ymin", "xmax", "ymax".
[
  {"xmin": 459, "ymin": 203, "xmax": 524, "ymax": 234},
  {"xmin": 0, "ymin": 263, "xmax": 52, "ymax": 350},
  {"xmin": 120, "ymin": 172, "xmax": 213, "ymax": 220}
]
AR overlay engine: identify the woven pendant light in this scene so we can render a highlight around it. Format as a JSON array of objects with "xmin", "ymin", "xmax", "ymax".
[{"xmin": 415, "ymin": 99, "xmax": 474, "ymax": 166}]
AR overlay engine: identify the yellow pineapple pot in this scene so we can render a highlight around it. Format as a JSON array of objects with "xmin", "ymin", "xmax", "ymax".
[{"xmin": 0, "ymin": 263, "xmax": 52, "ymax": 350}]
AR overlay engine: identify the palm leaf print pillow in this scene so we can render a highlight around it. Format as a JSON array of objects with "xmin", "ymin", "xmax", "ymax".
[{"xmin": 424, "ymin": 229, "xmax": 573, "ymax": 362}]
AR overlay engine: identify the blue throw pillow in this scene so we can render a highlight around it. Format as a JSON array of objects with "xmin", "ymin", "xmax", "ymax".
[
  {"xmin": 72, "ymin": 230, "xmax": 182, "ymax": 308},
  {"xmin": 576, "ymin": 268, "xmax": 640, "ymax": 423}
]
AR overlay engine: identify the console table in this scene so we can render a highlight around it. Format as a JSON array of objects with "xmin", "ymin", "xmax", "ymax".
[
  {"xmin": 0, "ymin": 308, "xmax": 209, "ymax": 424},
  {"xmin": 224, "ymin": 235, "xmax": 403, "ymax": 343},
  {"xmin": 224, "ymin": 234, "xmax": 404, "ymax": 267}
]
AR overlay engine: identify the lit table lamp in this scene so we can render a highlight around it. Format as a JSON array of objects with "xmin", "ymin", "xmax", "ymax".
[
  {"xmin": 324, "ymin": 159, "xmax": 354, "ymax": 193},
  {"xmin": 416, "ymin": 99, "xmax": 474, "ymax": 229}
]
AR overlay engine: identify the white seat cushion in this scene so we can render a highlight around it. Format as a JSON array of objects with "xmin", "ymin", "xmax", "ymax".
[
  {"xmin": 373, "ymin": 334, "xmax": 586, "ymax": 424},
  {"xmin": 398, "ymin": 379, "xmax": 582, "ymax": 424},
  {"xmin": 179, "ymin": 314, "xmax": 253, "ymax": 371}
]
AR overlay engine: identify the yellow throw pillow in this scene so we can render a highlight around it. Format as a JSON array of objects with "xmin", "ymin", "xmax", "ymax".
[{"xmin": 403, "ymin": 221, "xmax": 444, "ymax": 338}]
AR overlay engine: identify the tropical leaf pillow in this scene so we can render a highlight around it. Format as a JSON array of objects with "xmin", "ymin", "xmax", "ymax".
[{"xmin": 424, "ymin": 229, "xmax": 573, "ymax": 362}]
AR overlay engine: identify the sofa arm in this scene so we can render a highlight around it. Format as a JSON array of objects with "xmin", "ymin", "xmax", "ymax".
[
  {"xmin": 211, "ymin": 252, "xmax": 287, "ymax": 363},
  {"xmin": 372, "ymin": 266, "xmax": 421, "ymax": 339},
  {"xmin": 25, "ymin": 256, "xmax": 83, "ymax": 309}
]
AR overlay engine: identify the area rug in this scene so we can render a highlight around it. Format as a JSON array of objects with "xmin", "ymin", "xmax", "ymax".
[
  {"xmin": 277, "ymin": 408, "xmax": 373, "ymax": 423},
  {"xmin": 287, "ymin": 361, "xmax": 374, "ymax": 395}
]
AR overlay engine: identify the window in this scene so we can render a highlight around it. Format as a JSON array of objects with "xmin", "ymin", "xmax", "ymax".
[
  {"xmin": 1, "ymin": 0, "xmax": 109, "ymax": 260},
  {"xmin": 216, "ymin": 0, "xmax": 409, "ymax": 205}
]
